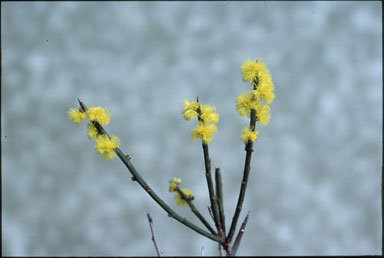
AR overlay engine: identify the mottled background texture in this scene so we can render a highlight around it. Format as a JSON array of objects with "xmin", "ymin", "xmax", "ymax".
[{"xmin": 2, "ymin": 1, "xmax": 382, "ymax": 256}]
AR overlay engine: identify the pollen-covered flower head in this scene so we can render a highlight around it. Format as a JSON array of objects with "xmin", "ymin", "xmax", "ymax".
[
  {"xmin": 86, "ymin": 106, "xmax": 110, "ymax": 126},
  {"xmin": 255, "ymin": 103, "xmax": 271, "ymax": 126},
  {"xmin": 191, "ymin": 123, "xmax": 217, "ymax": 144},
  {"xmin": 87, "ymin": 123, "xmax": 99, "ymax": 139},
  {"xmin": 240, "ymin": 127, "xmax": 259, "ymax": 144},
  {"xmin": 253, "ymin": 83, "xmax": 275, "ymax": 105},
  {"xmin": 182, "ymin": 99, "xmax": 219, "ymax": 144},
  {"xmin": 68, "ymin": 108, "xmax": 86, "ymax": 125},
  {"xmin": 169, "ymin": 177, "xmax": 182, "ymax": 192},
  {"xmin": 94, "ymin": 134, "xmax": 120, "ymax": 160},
  {"xmin": 236, "ymin": 91, "xmax": 258, "ymax": 117},
  {"xmin": 240, "ymin": 58, "xmax": 269, "ymax": 85},
  {"xmin": 174, "ymin": 189, "xmax": 194, "ymax": 207},
  {"xmin": 182, "ymin": 99, "xmax": 199, "ymax": 121},
  {"xmin": 237, "ymin": 57, "xmax": 274, "ymax": 128},
  {"xmin": 199, "ymin": 104, "xmax": 219, "ymax": 125}
]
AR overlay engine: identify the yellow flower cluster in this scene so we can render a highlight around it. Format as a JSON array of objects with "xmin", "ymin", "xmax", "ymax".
[
  {"xmin": 199, "ymin": 105, "xmax": 219, "ymax": 125},
  {"xmin": 86, "ymin": 106, "xmax": 110, "ymax": 126},
  {"xmin": 67, "ymin": 108, "xmax": 86, "ymax": 125},
  {"xmin": 236, "ymin": 58, "xmax": 275, "ymax": 143},
  {"xmin": 181, "ymin": 100, "xmax": 199, "ymax": 121},
  {"xmin": 68, "ymin": 105, "xmax": 119, "ymax": 160},
  {"xmin": 174, "ymin": 189, "xmax": 194, "ymax": 207},
  {"xmin": 87, "ymin": 123, "xmax": 98, "ymax": 139},
  {"xmin": 182, "ymin": 99, "xmax": 219, "ymax": 144},
  {"xmin": 236, "ymin": 91, "xmax": 256, "ymax": 117},
  {"xmin": 169, "ymin": 177, "xmax": 182, "ymax": 192},
  {"xmin": 191, "ymin": 123, "xmax": 217, "ymax": 144},
  {"xmin": 94, "ymin": 135, "xmax": 120, "ymax": 160},
  {"xmin": 68, "ymin": 106, "xmax": 111, "ymax": 127},
  {"xmin": 168, "ymin": 178, "xmax": 194, "ymax": 207},
  {"xmin": 240, "ymin": 127, "xmax": 259, "ymax": 144}
]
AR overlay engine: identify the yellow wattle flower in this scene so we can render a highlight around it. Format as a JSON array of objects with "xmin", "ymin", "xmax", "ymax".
[
  {"xmin": 236, "ymin": 91, "xmax": 258, "ymax": 117},
  {"xmin": 200, "ymin": 104, "xmax": 219, "ymax": 125},
  {"xmin": 182, "ymin": 99, "xmax": 199, "ymax": 121},
  {"xmin": 240, "ymin": 58, "xmax": 269, "ymax": 84},
  {"xmin": 68, "ymin": 108, "xmax": 86, "ymax": 125},
  {"xmin": 240, "ymin": 127, "xmax": 259, "ymax": 144},
  {"xmin": 86, "ymin": 106, "xmax": 110, "ymax": 126},
  {"xmin": 174, "ymin": 189, "xmax": 194, "ymax": 207},
  {"xmin": 191, "ymin": 123, "xmax": 217, "ymax": 144},
  {"xmin": 169, "ymin": 177, "xmax": 182, "ymax": 192},
  {"xmin": 255, "ymin": 104, "xmax": 271, "ymax": 126},
  {"xmin": 182, "ymin": 99, "xmax": 219, "ymax": 144},
  {"xmin": 94, "ymin": 134, "xmax": 120, "ymax": 160},
  {"xmin": 258, "ymin": 71, "xmax": 274, "ymax": 90},
  {"xmin": 254, "ymin": 82, "xmax": 275, "ymax": 105},
  {"xmin": 87, "ymin": 123, "xmax": 99, "ymax": 139}
]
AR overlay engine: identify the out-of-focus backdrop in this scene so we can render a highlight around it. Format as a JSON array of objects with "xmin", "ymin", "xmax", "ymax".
[{"xmin": 1, "ymin": 1, "xmax": 382, "ymax": 256}]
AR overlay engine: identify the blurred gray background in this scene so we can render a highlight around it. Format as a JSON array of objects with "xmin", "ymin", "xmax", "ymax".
[{"xmin": 1, "ymin": 1, "xmax": 382, "ymax": 256}]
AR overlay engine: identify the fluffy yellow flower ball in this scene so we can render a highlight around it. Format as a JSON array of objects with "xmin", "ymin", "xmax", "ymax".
[
  {"xmin": 94, "ymin": 134, "xmax": 120, "ymax": 160},
  {"xmin": 86, "ymin": 106, "xmax": 110, "ymax": 126},
  {"xmin": 240, "ymin": 127, "xmax": 259, "ymax": 144},
  {"xmin": 68, "ymin": 108, "xmax": 86, "ymax": 125},
  {"xmin": 174, "ymin": 189, "xmax": 194, "ymax": 207}
]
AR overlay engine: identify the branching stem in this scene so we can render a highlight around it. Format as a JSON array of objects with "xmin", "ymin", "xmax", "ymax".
[{"xmin": 78, "ymin": 99, "xmax": 221, "ymax": 242}]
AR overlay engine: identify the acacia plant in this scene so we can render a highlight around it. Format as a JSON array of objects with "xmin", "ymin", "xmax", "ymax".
[{"xmin": 68, "ymin": 58, "xmax": 275, "ymax": 256}]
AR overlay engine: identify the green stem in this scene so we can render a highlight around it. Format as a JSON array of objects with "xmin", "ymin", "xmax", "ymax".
[
  {"xmin": 202, "ymin": 143, "xmax": 222, "ymax": 232},
  {"xmin": 175, "ymin": 186, "xmax": 217, "ymax": 235},
  {"xmin": 226, "ymin": 108, "xmax": 256, "ymax": 244},
  {"xmin": 78, "ymin": 99, "xmax": 221, "ymax": 242},
  {"xmin": 215, "ymin": 167, "xmax": 226, "ymax": 235},
  {"xmin": 231, "ymin": 211, "xmax": 250, "ymax": 256}
]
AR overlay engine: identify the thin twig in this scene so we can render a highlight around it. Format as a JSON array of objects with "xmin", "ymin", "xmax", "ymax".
[
  {"xmin": 207, "ymin": 205, "xmax": 215, "ymax": 221},
  {"xmin": 215, "ymin": 167, "xmax": 230, "ymax": 255},
  {"xmin": 231, "ymin": 211, "xmax": 250, "ymax": 256},
  {"xmin": 147, "ymin": 212, "xmax": 163, "ymax": 257},
  {"xmin": 78, "ymin": 99, "xmax": 221, "ymax": 242},
  {"xmin": 175, "ymin": 185, "xmax": 217, "ymax": 235},
  {"xmin": 202, "ymin": 143, "xmax": 222, "ymax": 232},
  {"xmin": 215, "ymin": 167, "xmax": 226, "ymax": 235}
]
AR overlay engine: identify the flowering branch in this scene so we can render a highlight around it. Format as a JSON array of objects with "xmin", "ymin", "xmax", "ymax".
[
  {"xmin": 195, "ymin": 101, "xmax": 222, "ymax": 236},
  {"xmin": 69, "ymin": 57, "xmax": 275, "ymax": 256},
  {"xmin": 77, "ymin": 99, "xmax": 221, "ymax": 242},
  {"xmin": 226, "ymin": 58, "xmax": 274, "ymax": 249},
  {"xmin": 226, "ymin": 107, "xmax": 256, "ymax": 244}
]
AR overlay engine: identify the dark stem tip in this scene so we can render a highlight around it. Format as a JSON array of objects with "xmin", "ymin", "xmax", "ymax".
[{"xmin": 147, "ymin": 212, "xmax": 153, "ymax": 222}]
